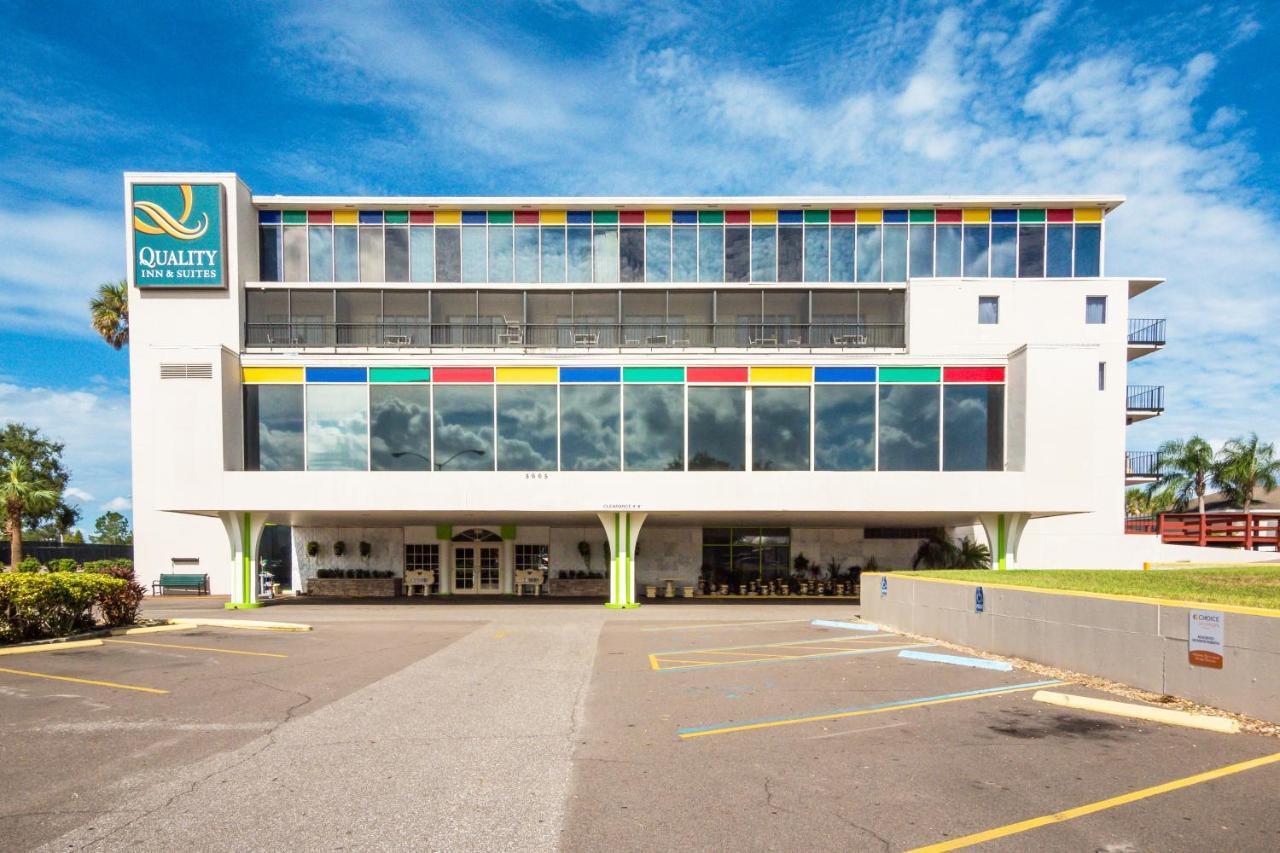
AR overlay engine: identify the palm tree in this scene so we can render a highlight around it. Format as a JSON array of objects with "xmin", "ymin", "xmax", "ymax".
[
  {"xmin": 1155, "ymin": 435, "xmax": 1214, "ymax": 513},
  {"xmin": 952, "ymin": 536, "xmax": 992, "ymax": 569},
  {"xmin": 910, "ymin": 531, "xmax": 992, "ymax": 570},
  {"xmin": 1, "ymin": 458, "xmax": 59, "ymax": 571},
  {"xmin": 90, "ymin": 280, "xmax": 129, "ymax": 350},
  {"xmin": 1213, "ymin": 433, "xmax": 1280, "ymax": 513}
]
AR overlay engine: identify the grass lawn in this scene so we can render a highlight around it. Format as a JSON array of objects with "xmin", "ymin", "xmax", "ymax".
[{"xmin": 904, "ymin": 567, "xmax": 1280, "ymax": 610}]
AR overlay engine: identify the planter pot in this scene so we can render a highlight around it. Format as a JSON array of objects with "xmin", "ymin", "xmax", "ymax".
[
  {"xmin": 546, "ymin": 578, "xmax": 609, "ymax": 597},
  {"xmin": 682, "ymin": 586, "xmax": 695, "ymax": 598},
  {"xmin": 305, "ymin": 578, "xmax": 401, "ymax": 598},
  {"xmin": 645, "ymin": 585, "xmax": 658, "ymax": 599}
]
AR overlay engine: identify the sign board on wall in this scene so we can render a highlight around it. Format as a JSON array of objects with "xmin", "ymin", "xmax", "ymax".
[
  {"xmin": 130, "ymin": 183, "xmax": 225, "ymax": 287},
  {"xmin": 1188, "ymin": 610, "xmax": 1224, "ymax": 669}
]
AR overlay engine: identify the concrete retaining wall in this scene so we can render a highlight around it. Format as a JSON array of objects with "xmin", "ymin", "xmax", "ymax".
[{"xmin": 862, "ymin": 573, "xmax": 1280, "ymax": 723}]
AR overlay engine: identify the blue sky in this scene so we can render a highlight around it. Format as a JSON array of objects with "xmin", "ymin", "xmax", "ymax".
[{"xmin": 1, "ymin": 0, "xmax": 1278, "ymax": 531}]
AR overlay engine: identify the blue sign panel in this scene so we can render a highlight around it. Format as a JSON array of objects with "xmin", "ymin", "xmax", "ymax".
[
  {"xmin": 880, "ymin": 576, "xmax": 888, "ymax": 598},
  {"xmin": 131, "ymin": 183, "xmax": 225, "ymax": 287},
  {"xmin": 975, "ymin": 586, "xmax": 985, "ymax": 613}
]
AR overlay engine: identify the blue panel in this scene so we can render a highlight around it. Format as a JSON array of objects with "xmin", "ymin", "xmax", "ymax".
[
  {"xmin": 815, "ymin": 366, "xmax": 876, "ymax": 383},
  {"xmin": 883, "ymin": 209, "xmax": 908, "ymax": 223},
  {"xmin": 567, "ymin": 211, "xmax": 592, "ymax": 224},
  {"xmin": 305, "ymin": 367, "xmax": 367, "ymax": 383},
  {"xmin": 672, "ymin": 211, "xmax": 698, "ymax": 224},
  {"xmin": 778, "ymin": 210, "xmax": 803, "ymax": 224},
  {"xmin": 559, "ymin": 366, "xmax": 620, "ymax": 383},
  {"xmin": 358, "ymin": 210, "xmax": 383, "ymax": 224},
  {"xmin": 257, "ymin": 210, "xmax": 281, "ymax": 224},
  {"xmin": 992, "ymin": 209, "xmax": 1018, "ymax": 223},
  {"xmin": 461, "ymin": 211, "xmax": 487, "ymax": 224}
]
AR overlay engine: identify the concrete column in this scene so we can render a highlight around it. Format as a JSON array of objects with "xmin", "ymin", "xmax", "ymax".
[
  {"xmin": 978, "ymin": 512, "xmax": 1029, "ymax": 570},
  {"xmin": 598, "ymin": 511, "xmax": 647, "ymax": 608},
  {"xmin": 219, "ymin": 511, "xmax": 268, "ymax": 608}
]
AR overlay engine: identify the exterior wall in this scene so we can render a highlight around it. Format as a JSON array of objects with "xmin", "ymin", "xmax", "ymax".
[
  {"xmin": 291, "ymin": 526, "xmax": 406, "ymax": 589},
  {"xmin": 549, "ymin": 526, "xmax": 609, "ymax": 579},
  {"xmin": 634, "ymin": 527, "xmax": 700, "ymax": 587}
]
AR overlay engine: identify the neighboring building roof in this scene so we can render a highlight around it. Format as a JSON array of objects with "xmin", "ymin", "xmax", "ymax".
[{"xmin": 1204, "ymin": 486, "xmax": 1280, "ymax": 511}]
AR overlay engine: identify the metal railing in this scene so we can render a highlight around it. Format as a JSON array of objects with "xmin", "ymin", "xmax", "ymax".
[
  {"xmin": 1126, "ymin": 385, "xmax": 1165, "ymax": 411},
  {"xmin": 1124, "ymin": 516, "xmax": 1158, "ymax": 535},
  {"xmin": 1125, "ymin": 450, "xmax": 1161, "ymax": 479},
  {"xmin": 1128, "ymin": 318, "xmax": 1166, "ymax": 346},
  {"xmin": 245, "ymin": 322, "xmax": 907, "ymax": 350},
  {"xmin": 1158, "ymin": 512, "xmax": 1280, "ymax": 550}
]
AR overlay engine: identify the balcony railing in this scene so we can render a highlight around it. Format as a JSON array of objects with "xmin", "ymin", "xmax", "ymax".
[
  {"xmin": 1157, "ymin": 512, "xmax": 1280, "ymax": 550},
  {"xmin": 1124, "ymin": 515, "xmax": 1158, "ymax": 535},
  {"xmin": 1128, "ymin": 318, "xmax": 1166, "ymax": 346},
  {"xmin": 1125, "ymin": 450, "xmax": 1161, "ymax": 482},
  {"xmin": 245, "ymin": 322, "xmax": 907, "ymax": 350},
  {"xmin": 1126, "ymin": 385, "xmax": 1165, "ymax": 412}
]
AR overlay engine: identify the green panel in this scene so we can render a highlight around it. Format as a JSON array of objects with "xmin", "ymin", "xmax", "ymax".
[
  {"xmin": 909, "ymin": 209, "xmax": 935, "ymax": 223},
  {"xmin": 803, "ymin": 210, "xmax": 830, "ymax": 224},
  {"xmin": 879, "ymin": 366, "xmax": 941, "ymax": 383},
  {"xmin": 698, "ymin": 210, "xmax": 724, "ymax": 224},
  {"xmin": 435, "ymin": 525, "xmax": 452, "ymax": 540},
  {"xmin": 623, "ymin": 366, "xmax": 685, "ymax": 383},
  {"xmin": 1018, "ymin": 209, "xmax": 1046, "ymax": 223},
  {"xmin": 592, "ymin": 210, "xmax": 618, "ymax": 224},
  {"xmin": 488, "ymin": 211, "xmax": 514, "ymax": 224},
  {"xmin": 369, "ymin": 367, "xmax": 431, "ymax": 383},
  {"xmin": 384, "ymin": 210, "xmax": 409, "ymax": 224},
  {"xmin": 500, "ymin": 524, "xmax": 517, "ymax": 540},
  {"xmin": 282, "ymin": 210, "xmax": 307, "ymax": 224}
]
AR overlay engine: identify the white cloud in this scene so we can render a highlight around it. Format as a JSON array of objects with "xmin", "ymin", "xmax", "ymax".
[
  {"xmin": 102, "ymin": 496, "xmax": 132, "ymax": 512},
  {"xmin": 64, "ymin": 486, "xmax": 95, "ymax": 502}
]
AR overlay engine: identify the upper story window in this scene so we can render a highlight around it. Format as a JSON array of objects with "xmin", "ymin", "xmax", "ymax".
[
  {"xmin": 256, "ymin": 207, "xmax": 1105, "ymax": 284},
  {"xmin": 978, "ymin": 296, "xmax": 999, "ymax": 325},
  {"xmin": 1086, "ymin": 295, "xmax": 1107, "ymax": 324}
]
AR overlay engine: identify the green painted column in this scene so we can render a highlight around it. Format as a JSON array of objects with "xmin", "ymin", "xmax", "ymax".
[
  {"xmin": 600, "ymin": 511, "xmax": 645, "ymax": 608},
  {"xmin": 997, "ymin": 513, "xmax": 1008, "ymax": 571}
]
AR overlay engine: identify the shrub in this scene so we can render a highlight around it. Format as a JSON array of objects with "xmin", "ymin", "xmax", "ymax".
[
  {"xmin": 80, "ymin": 559, "xmax": 133, "ymax": 572},
  {"xmin": 0, "ymin": 572, "xmax": 126, "ymax": 642},
  {"xmin": 16, "ymin": 557, "xmax": 42, "ymax": 573},
  {"xmin": 84, "ymin": 563, "xmax": 147, "ymax": 626},
  {"xmin": 46, "ymin": 558, "xmax": 79, "ymax": 573}
]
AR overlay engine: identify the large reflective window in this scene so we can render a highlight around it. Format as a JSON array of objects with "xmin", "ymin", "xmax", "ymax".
[
  {"xmin": 259, "ymin": 226, "xmax": 281, "ymax": 281},
  {"xmin": 944, "ymin": 385, "xmax": 1004, "ymax": 471},
  {"xmin": 433, "ymin": 385, "xmax": 494, "ymax": 470},
  {"xmin": 645, "ymin": 226, "xmax": 671, "ymax": 282},
  {"xmin": 936, "ymin": 225, "xmax": 962, "ymax": 277},
  {"xmin": 540, "ymin": 226, "xmax": 566, "ymax": 283},
  {"xmin": 804, "ymin": 225, "xmax": 829, "ymax": 282},
  {"xmin": 699, "ymin": 225, "xmax": 726, "ymax": 282},
  {"xmin": 1074, "ymin": 224, "xmax": 1101, "ymax": 276},
  {"xmin": 963, "ymin": 225, "xmax": 990, "ymax": 277},
  {"xmin": 724, "ymin": 226, "xmax": 749, "ymax": 282},
  {"xmin": 409, "ymin": 226, "xmax": 434, "ymax": 282},
  {"xmin": 1046, "ymin": 224, "xmax": 1073, "ymax": 277},
  {"xmin": 908, "ymin": 224, "xmax": 933, "ymax": 278},
  {"xmin": 334, "ymin": 226, "xmax": 358, "ymax": 281},
  {"xmin": 750, "ymin": 226, "xmax": 776, "ymax": 282},
  {"xmin": 752, "ymin": 386, "xmax": 810, "ymax": 471},
  {"xmin": 815, "ymin": 385, "xmax": 875, "ymax": 471},
  {"xmin": 306, "ymin": 384, "xmax": 368, "ymax": 471},
  {"xmin": 385, "ymin": 226, "xmax": 409, "ymax": 281},
  {"xmin": 567, "ymin": 226, "xmax": 592, "ymax": 282},
  {"xmin": 497, "ymin": 385, "xmax": 557, "ymax": 471},
  {"xmin": 830, "ymin": 225, "xmax": 855, "ymax": 282},
  {"xmin": 624, "ymin": 385, "xmax": 684, "ymax": 471},
  {"xmin": 990, "ymin": 224, "xmax": 1016, "ymax": 277},
  {"xmin": 435, "ymin": 226, "xmax": 461, "ymax": 282},
  {"xmin": 688, "ymin": 386, "xmax": 745, "ymax": 470},
  {"xmin": 593, "ymin": 226, "xmax": 619, "ymax": 283},
  {"xmin": 856, "ymin": 225, "xmax": 882, "ymax": 282},
  {"xmin": 560, "ymin": 385, "xmax": 620, "ymax": 470},
  {"xmin": 619, "ymin": 226, "xmax": 644, "ymax": 283},
  {"xmin": 308, "ymin": 226, "xmax": 333, "ymax": 282},
  {"xmin": 487, "ymin": 225, "xmax": 514, "ymax": 283},
  {"xmin": 244, "ymin": 385, "xmax": 304, "ymax": 471},
  {"xmin": 283, "ymin": 226, "xmax": 307, "ymax": 281},
  {"xmin": 461, "ymin": 226, "xmax": 487, "ymax": 283},
  {"xmin": 1018, "ymin": 225, "xmax": 1045, "ymax": 277},
  {"xmin": 883, "ymin": 225, "xmax": 908, "ymax": 281},
  {"xmin": 672, "ymin": 226, "xmax": 698, "ymax": 281},
  {"xmin": 360, "ymin": 226, "xmax": 384, "ymax": 282},
  {"xmin": 515, "ymin": 226, "xmax": 540, "ymax": 282},
  {"xmin": 370, "ymin": 386, "xmax": 431, "ymax": 470},
  {"xmin": 778, "ymin": 225, "xmax": 802, "ymax": 282},
  {"xmin": 878, "ymin": 384, "xmax": 939, "ymax": 471}
]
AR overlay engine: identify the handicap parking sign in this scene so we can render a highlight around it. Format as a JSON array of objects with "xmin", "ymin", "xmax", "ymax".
[
  {"xmin": 975, "ymin": 586, "xmax": 985, "ymax": 613},
  {"xmin": 880, "ymin": 576, "xmax": 888, "ymax": 597}
]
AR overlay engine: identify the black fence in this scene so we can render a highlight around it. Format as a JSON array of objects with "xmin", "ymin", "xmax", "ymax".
[
  {"xmin": 1127, "ymin": 318, "xmax": 1167, "ymax": 346},
  {"xmin": 1125, "ymin": 450, "xmax": 1161, "ymax": 478},
  {"xmin": 0, "ymin": 541, "xmax": 133, "ymax": 565},
  {"xmin": 1126, "ymin": 385, "xmax": 1165, "ymax": 411}
]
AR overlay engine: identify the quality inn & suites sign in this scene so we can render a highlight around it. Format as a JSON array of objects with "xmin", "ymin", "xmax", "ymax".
[{"xmin": 131, "ymin": 183, "xmax": 225, "ymax": 287}]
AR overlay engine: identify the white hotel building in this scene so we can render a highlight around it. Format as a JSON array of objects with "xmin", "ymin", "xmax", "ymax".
[{"xmin": 125, "ymin": 172, "xmax": 1201, "ymax": 608}]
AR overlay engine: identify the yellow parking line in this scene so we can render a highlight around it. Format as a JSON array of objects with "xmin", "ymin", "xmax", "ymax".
[
  {"xmin": 640, "ymin": 618, "xmax": 813, "ymax": 632},
  {"xmin": 653, "ymin": 657, "xmax": 730, "ymax": 667},
  {"xmin": 105, "ymin": 639, "xmax": 287, "ymax": 658},
  {"xmin": 907, "ymin": 751, "xmax": 1280, "ymax": 852},
  {"xmin": 651, "ymin": 632, "xmax": 893, "ymax": 659},
  {"xmin": 0, "ymin": 667, "xmax": 168, "ymax": 694},
  {"xmin": 653, "ymin": 643, "xmax": 931, "ymax": 672},
  {"xmin": 694, "ymin": 649, "xmax": 800, "ymax": 659}
]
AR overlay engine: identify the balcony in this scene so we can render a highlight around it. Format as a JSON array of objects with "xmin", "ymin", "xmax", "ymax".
[
  {"xmin": 244, "ymin": 322, "xmax": 907, "ymax": 351},
  {"xmin": 1126, "ymin": 385, "xmax": 1164, "ymax": 424},
  {"xmin": 1127, "ymin": 318, "xmax": 1166, "ymax": 361},
  {"xmin": 1124, "ymin": 450, "xmax": 1161, "ymax": 486}
]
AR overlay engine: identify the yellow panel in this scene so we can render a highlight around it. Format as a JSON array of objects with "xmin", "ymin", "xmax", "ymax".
[
  {"xmin": 962, "ymin": 208, "xmax": 990, "ymax": 223},
  {"xmin": 495, "ymin": 367, "xmax": 557, "ymax": 384},
  {"xmin": 435, "ymin": 210, "xmax": 462, "ymax": 225},
  {"xmin": 243, "ymin": 367, "xmax": 302, "ymax": 383},
  {"xmin": 333, "ymin": 210, "xmax": 358, "ymax": 224},
  {"xmin": 750, "ymin": 209, "xmax": 778, "ymax": 224},
  {"xmin": 750, "ymin": 366, "xmax": 812, "ymax": 384},
  {"xmin": 645, "ymin": 210, "xmax": 673, "ymax": 224},
  {"xmin": 1075, "ymin": 208, "xmax": 1103, "ymax": 222},
  {"xmin": 540, "ymin": 210, "xmax": 567, "ymax": 225},
  {"xmin": 855, "ymin": 209, "xmax": 882, "ymax": 224}
]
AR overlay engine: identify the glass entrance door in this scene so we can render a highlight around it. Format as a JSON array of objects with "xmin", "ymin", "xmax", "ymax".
[
  {"xmin": 454, "ymin": 544, "xmax": 502, "ymax": 593},
  {"xmin": 454, "ymin": 546, "xmax": 476, "ymax": 592},
  {"xmin": 478, "ymin": 546, "xmax": 501, "ymax": 592}
]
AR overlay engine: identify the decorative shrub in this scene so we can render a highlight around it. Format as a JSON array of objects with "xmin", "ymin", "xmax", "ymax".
[
  {"xmin": 333, "ymin": 541, "xmax": 346, "ymax": 557},
  {"xmin": 84, "ymin": 562, "xmax": 147, "ymax": 626},
  {"xmin": 358, "ymin": 541, "xmax": 372, "ymax": 559},
  {"xmin": 0, "ymin": 572, "xmax": 126, "ymax": 642},
  {"xmin": 306, "ymin": 541, "xmax": 320, "ymax": 558},
  {"xmin": 16, "ymin": 557, "xmax": 42, "ymax": 573},
  {"xmin": 577, "ymin": 541, "xmax": 590, "ymax": 570},
  {"xmin": 47, "ymin": 558, "xmax": 79, "ymax": 573},
  {"xmin": 81, "ymin": 559, "xmax": 133, "ymax": 572}
]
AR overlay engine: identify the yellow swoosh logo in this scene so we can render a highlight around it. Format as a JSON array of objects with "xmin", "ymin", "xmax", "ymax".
[{"xmin": 133, "ymin": 185, "xmax": 208, "ymax": 240}]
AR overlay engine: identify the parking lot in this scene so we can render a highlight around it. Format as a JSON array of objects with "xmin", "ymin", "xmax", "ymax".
[{"xmin": 2, "ymin": 602, "xmax": 1278, "ymax": 851}]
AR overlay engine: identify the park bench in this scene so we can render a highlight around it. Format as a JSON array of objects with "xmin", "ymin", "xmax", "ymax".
[{"xmin": 152, "ymin": 573, "xmax": 210, "ymax": 596}]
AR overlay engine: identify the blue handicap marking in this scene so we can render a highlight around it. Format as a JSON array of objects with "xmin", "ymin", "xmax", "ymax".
[
  {"xmin": 880, "ymin": 576, "xmax": 888, "ymax": 598},
  {"xmin": 975, "ymin": 585, "xmax": 985, "ymax": 613}
]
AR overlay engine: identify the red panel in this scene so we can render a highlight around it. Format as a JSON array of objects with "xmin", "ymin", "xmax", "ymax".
[
  {"xmin": 409, "ymin": 211, "xmax": 434, "ymax": 224},
  {"xmin": 830, "ymin": 210, "xmax": 856, "ymax": 223},
  {"xmin": 944, "ymin": 366, "xmax": 1005, "ymax": 383},
  {"xmin": 1047, "ymin": 208, "xmax": 1073, "ymax": 222},
  {"xmin": 514, "ymin": 210, "xmax": 539, "ymax": 224},
  {"xmin": 936, "ymin": 209, "xmax": 962, "ymax": 223},
  {"xmin": 619, "ymin": 211, "xmax": 644, "ymax": 224},
  {"xmin": 725, "ymin": 210, "xmax": 750, "ymax": 224},
  {"xmin": 687, "ymin": 366, "xmax": 748, "ymax": 383},
  {"xmin": 434, "ymin": 367, "xmax": 494, "ymax": 383},
  {"xmin": 307, "ymin": 210, "xmax": 332, "ymax": 224}
]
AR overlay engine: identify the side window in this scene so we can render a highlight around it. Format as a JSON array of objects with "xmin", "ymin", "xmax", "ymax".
[
  {"xmin": 978, "ymin": 296, "xmax": 999, "ymax": 325},
  {"xmin": 1085, "ymin": 295, "xmax": 1107, "ymax": 324},
  {"xmin": 1098, "ymin": 361, "xmax": 1106, "ymax": 391}
]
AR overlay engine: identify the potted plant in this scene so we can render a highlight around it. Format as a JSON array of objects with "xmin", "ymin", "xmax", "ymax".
[
  {"xmin": 577, "ymin": 541, "xmax": 591, "ymax": 571},
  {"xmin": 306, "ymin": 541, "xmax": 320, "ymax": 558},
  {"xmin": 359, "ymin": 541, "xmax": 372, "ymax": 559},
  {"xmin": 333, "ymin": 540, "xmax": 346, "ymax": 557}
]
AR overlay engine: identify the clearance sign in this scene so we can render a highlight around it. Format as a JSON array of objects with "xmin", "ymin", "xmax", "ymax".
[{"xmin": 131, "ymin": 183, "xmax": 225, "ymax": 287}]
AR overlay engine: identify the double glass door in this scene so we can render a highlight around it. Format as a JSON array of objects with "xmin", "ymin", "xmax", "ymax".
[{"xmin": 453, "ymin": 545, "xmax": 501, "ymax": 593}]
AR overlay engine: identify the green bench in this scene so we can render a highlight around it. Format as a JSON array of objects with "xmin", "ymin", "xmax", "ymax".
[{"xmin": 152, "ymin": 573, "xmax": 210, "ymax": 595}]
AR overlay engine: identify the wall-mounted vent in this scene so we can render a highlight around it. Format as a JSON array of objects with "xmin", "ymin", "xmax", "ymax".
[{"xmin": 160, "ymin": 363, "xmax": 214, "ymax": 380}]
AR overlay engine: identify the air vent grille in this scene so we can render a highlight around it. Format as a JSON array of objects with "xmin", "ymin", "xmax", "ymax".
[{"xmin": 159, "ymin": 363, "xmax": 213, "ymax": 380}]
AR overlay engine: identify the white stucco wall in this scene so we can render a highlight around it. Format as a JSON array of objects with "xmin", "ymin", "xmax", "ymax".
[{"xmin": 290, "ymin": 526, "xmax": 406, "ymax": 588}]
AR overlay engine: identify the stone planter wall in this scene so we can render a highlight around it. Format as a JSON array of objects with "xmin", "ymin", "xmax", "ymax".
[
  {"xmin": 546, "ymin": 578, "xmax": 609, "ymax": 597},
  {"xmin": 305, "ymin": 578, "xmax": 402, "ymax": 598}
]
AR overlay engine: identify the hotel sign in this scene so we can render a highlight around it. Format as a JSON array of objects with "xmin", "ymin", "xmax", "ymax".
[
  {"xmin": 131, "ymin": 183, "xmax": 225, "ymax": 287},
  {"xmin": 1188, "ymin": 610, "xmax": 1224, "ymax": 669}
]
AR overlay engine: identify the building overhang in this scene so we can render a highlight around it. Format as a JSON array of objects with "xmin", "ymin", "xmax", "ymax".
[{"xmin": 1128, "ymin": 277, "xmax": 1165, "ymax": 297}]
